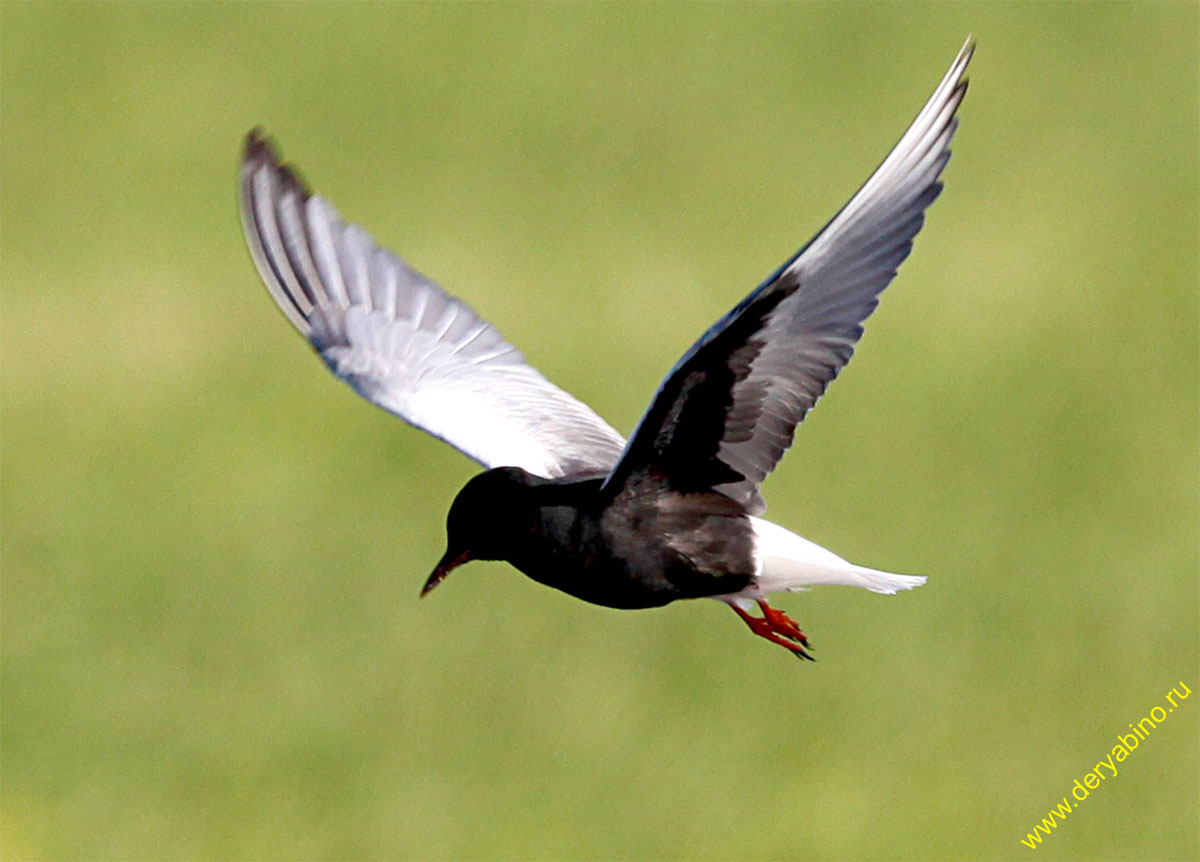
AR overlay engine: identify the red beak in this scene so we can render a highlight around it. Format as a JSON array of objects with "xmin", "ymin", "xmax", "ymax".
[{"xmin": 421, "ymin": 549, "xmax": 471, "ymax": 597}]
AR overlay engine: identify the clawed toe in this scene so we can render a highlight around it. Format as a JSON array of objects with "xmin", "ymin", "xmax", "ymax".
[
  {"xmin": 729, "ymin": 600, "xmax": 815, "ymax": 660},
  {"xmin": 759, "ymin": 601, "xmax": 808, "ymax": 643}
]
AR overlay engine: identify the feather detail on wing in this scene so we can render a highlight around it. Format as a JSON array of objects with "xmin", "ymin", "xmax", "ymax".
[
  {"xmin": 239, "ymin": 132, "xmax": 626, "ymax": 479},
  {"xmin": 601, "ymin": 39, "xmax": 973, "ymax": 513}
]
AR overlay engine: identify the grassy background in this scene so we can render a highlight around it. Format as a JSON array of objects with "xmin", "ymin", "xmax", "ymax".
[{"xmin": 2, "ymin": 3, "xmax": 1197, "ymax": 860}]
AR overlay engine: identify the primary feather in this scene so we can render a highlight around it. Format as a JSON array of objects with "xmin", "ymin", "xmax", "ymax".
[
  {"xmin": 601, "ymin": 38, "xmax": 973, "ymax": 514},
  {"xmin": 239, "ymin": 133, "xmax": 627, "ymax": 479}
]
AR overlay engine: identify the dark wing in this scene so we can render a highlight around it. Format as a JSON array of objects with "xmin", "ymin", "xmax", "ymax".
[
  {"xmin": 240, "ymin": 131, "xmax": 626, "ymax": 479},
  {"xmin": 601, "ymin": 39, "xmax": 973, "ymax": 513}
]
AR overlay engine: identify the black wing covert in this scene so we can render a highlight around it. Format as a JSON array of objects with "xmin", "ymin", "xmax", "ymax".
[{"xmin": 601, "ymin": 40, "xmax": 973, "ymax": 513}]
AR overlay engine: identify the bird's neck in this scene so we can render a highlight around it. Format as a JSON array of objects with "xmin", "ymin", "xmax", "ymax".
[{"xmin": 497, "ymin": 477, "xmax": 604, "ymax": 574}]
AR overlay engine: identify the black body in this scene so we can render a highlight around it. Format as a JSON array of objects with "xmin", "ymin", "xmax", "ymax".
[{"xmin": 437, "ymin": 467, "xmax": 756, "ymax": 609}]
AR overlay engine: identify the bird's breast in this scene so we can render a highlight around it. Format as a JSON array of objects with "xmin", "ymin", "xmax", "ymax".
[{"xmin": 516, "ymin": 491, "xmax": 757, "ymax": 609}]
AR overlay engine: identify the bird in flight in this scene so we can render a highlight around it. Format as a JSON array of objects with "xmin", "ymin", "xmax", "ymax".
[{"xmin": 240, "ymin": 41, "xmax": 972, "ymax": 660}]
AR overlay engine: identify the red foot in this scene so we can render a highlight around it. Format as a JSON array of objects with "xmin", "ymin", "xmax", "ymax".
[{"xmin": 730, "ymin": 600, "xmax": 814, "ymax": 661}]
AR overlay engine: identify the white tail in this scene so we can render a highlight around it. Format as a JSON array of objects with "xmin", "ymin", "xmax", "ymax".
[{"xmin": 749, "ymin": 517, "xmax": 927, "ymax": 595}]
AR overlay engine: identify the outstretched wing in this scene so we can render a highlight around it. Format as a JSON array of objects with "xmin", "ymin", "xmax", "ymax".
[
  {"xmin": 240, "ymin": 131, "xmax": 626, "ymax": 479},
  {"xmin": 601, "ymin": 40, "xmax": 973, "ymax": 513}
]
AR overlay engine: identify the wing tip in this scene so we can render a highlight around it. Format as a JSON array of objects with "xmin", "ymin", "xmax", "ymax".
[
  {"xmin": 244, "ymin": 127, "xmax": 274, "ymax": 162},
  {"xmin": 238, "ymin": 129, "xmax": 319, "ymax": 334},
  {"xmin": 959, "ymin": 35, "xmax": 977, "ymax": 64},
  {"xmin": 241, "ymin": 127, "xmax": 311, "ymax": 200},
  {"xmin": 939, "ymin": 38, "xmax": 975, "ymax": 114}
]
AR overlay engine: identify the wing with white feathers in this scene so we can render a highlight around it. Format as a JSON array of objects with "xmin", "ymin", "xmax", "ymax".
[
  {"xmin": 239, "ymin": 132, "xmax": 627, "ymax": 479},
  {"xmin": 602, "ymin": 40, "xmax": 973, "ymax": 513}
]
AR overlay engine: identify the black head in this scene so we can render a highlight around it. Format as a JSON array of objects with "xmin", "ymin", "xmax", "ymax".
[{"xmin": 421, "ymin": 466, "xmax": 540, "ymax": 596}]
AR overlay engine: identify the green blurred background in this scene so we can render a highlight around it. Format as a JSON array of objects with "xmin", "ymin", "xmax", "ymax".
[{"xmin": 2, "ymin": 3, "xmax": 1196, "ymax": 860}]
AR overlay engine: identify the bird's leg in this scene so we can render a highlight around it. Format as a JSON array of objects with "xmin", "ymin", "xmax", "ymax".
[{"xmin": 729, "ymin": 601, "xmax": 814, "ymax": 661}]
